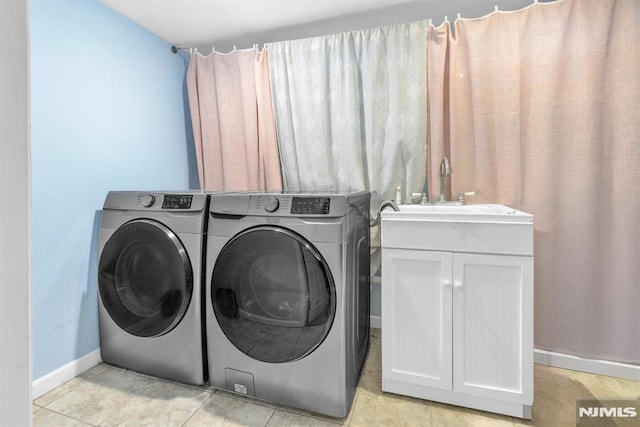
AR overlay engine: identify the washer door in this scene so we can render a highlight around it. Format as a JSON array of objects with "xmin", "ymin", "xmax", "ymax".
[
  {"xmin": 211, "ymin": 226, "xmax": 336, "ymax": 363},
  {"xmin": 98, "ymin": 219, "xmax": 193, "ymax": 337}
]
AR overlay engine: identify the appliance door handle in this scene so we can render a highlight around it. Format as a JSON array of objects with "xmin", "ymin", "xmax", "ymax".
[{"xmin": 210, "ymin": 212, "xmax": 246, "ymax": 220}]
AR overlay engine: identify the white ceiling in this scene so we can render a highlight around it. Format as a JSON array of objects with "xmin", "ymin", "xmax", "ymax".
[{"xmin": 101, "ymin": 0, "xmax": 538, "ymax": 52}]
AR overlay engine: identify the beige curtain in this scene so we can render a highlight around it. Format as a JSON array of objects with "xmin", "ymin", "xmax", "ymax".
[
  {"xmin": 186, "ymin": 49, "xmax": 282, "ymax": 191},
  {"xmin": 445, "ymin": 0, "xmax": 640, "ymax": 364}
]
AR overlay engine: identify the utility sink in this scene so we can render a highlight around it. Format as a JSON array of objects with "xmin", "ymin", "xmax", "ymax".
[
  {"xmin": 381, "ymin": 203, "xmax": 534, "ymax": 255},
  {"xmin": 383, "ymin": 203, "xmax": 533, "ymax": 223}
]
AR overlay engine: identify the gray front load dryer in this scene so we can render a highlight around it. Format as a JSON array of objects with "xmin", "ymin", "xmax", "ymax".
[
  {"xmin": 98, "ymin": 191, "xmax": 207, "ymax": 385},
  {"xmin": 206, "ymin": 191, "xmax": 370, "ymax": 417}
]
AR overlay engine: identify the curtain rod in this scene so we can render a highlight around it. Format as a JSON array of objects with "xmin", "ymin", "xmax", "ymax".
[
  {"xmin": 169, "ymin": 0, "xmax": 550, "ymax": 54},
  {"xmin": 171, "ymin": 44, "xmax": 265, "ymax": 55}
]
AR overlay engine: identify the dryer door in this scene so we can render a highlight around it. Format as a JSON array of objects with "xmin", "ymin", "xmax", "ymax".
[
  {"xmin": 211, "ymin": 226, "xmax": 336, "ymax": 363},
  {"xmin": 98, "ymin": 219, "xmax": 193, "ymax": 337}
]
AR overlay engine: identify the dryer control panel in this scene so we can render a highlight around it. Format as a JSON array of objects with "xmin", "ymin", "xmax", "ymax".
[
  {"xmin": 162, "ymin": 194, "xmax": 193, "ymax": 209},
  {"xmin": 103, "ymin": 192, "xmax": 206, "ymax": 212}
]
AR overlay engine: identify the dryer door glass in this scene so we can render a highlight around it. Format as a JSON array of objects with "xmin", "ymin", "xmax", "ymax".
[
  {"xmin": 211, "ymin": 226, "xmax": 336, "ymax": 363},
  {"xmin": 98, "ymin": 219, "xmax": 193, "ymax": 337}
]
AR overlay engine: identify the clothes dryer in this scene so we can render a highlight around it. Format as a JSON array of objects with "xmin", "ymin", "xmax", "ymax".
[
  {"xmin": 97, "ymin": 191, "xmax": 207, "ymax": 385},
  {"xmin": 206, "ymin": 191, "xmax": 370, "ymax": 417}
]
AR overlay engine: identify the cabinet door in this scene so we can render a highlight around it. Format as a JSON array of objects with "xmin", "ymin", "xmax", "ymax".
[
  {"xmin": 452, "ymin": 254, "xmax": 533, "ymax": 404},
  {"xmin": 382, "ymin": 249, "xmax": 452, "ymax": 391}
]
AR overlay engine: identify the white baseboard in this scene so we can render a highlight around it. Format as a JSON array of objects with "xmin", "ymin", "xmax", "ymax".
[
  {"xmin": 31, "ymin": 341, "xmax": 638, "ymax": 402},
  {"xmin": 534, "ymin": 349, "xmax": 639, "ymax": 381},
  {"xmin": 32, "ymin": 349, "xmax": 102, "ymax": 399},
  {"xmin": 370, "ymin": 315, "xmax": 381, "ymax": 330}
]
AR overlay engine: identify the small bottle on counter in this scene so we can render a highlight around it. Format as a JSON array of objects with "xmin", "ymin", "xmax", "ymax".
[{"xmin": 395, "ymin": 186, "xmax": 402, "ymax": 204}]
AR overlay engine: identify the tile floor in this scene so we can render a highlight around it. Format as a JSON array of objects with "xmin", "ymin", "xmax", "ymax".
[{"xmin": 33, "ymin": 329, "xmax": 639, "ymax": 426}]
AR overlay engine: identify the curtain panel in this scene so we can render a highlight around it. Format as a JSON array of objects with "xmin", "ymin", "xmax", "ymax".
[
  {"xmin": 187, "ymin": 49, "xmax": 282, "ymax": 191},
  {"xmin": 446, "ymin": 0, "xmax": 640, "ymax": 364},
  {"xmin": 267, "ymin": 21, "xmax": 430, "ymax": 204}
]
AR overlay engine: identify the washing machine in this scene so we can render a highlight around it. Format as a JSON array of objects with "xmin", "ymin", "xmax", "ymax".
[
  {"xmin": 205, "ymin": 191, "xmax": 370, "ymax": 418},
  {"xmin": 97, "ymin": 191, "xmax": 208, "ymax": 385}
]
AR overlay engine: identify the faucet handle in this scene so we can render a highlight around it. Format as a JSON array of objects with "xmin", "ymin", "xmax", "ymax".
[{"xmin": 457, "ymin": 191, "xmax": 477, "ymax": 204}]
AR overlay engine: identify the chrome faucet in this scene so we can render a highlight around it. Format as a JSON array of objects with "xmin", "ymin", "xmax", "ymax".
[{"xmin": 439, "ymin": 157, "xmax": 451, "ymax": 202}]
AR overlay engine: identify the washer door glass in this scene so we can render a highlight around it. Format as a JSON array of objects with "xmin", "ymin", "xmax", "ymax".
[
  {"xmin": 98, "ymin": 219, "xmax": 193, "ymax": 337},
  {"xmin": 211, "ymin": 226, "xmax": 336, "ymax": 363}
]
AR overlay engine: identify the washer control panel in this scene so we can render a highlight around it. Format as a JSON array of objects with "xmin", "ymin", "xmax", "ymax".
[{"xmin": 291, "ymin": 197, "xmax": 330, "ymax": 215}]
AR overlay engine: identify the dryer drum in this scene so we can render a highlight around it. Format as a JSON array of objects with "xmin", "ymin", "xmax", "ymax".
[
  {"xmin": 98, "ymin": 219, "xmax": 193, "ymax": 338},
  {"xmin": 211, "ymin": 226, "xmax": 336, "ymax": 364}
]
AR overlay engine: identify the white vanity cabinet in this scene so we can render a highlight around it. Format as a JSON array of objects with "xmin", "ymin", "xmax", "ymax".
[{"xmin": 381, "ymin": 205, "xmax": 534, "ymax": 419}]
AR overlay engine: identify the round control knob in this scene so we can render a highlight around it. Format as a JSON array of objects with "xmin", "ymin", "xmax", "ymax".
[
  {"xmin": 263, "ymin": 196, "xmax": 280, "ymax": 212},
  {"xmin": 140, "ymin": 195, "xmax": 155, "ymax": 208}
]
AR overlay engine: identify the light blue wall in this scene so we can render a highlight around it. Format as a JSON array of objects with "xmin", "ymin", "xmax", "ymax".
[{"xmin": 30, "ymin": 0, "xmax": 197, "ymax": 379}]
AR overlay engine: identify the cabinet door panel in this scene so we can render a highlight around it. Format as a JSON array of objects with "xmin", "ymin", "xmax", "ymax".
[
  {"xmin": 453, "ymin": 254, "xmax": 533, "ymax": 403},
  {"xmin": 382, "ymin": 249, "xmax": 452, "ymax": 390}
]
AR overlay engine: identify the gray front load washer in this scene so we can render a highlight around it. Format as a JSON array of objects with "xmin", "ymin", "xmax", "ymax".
[
  {"xmin": 98, "ymin": 191, "xmax": 208, "ymax": 385},
  {"xmin": 206, "ymin": 191, "xmax": 370, "ymax": 417}
]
